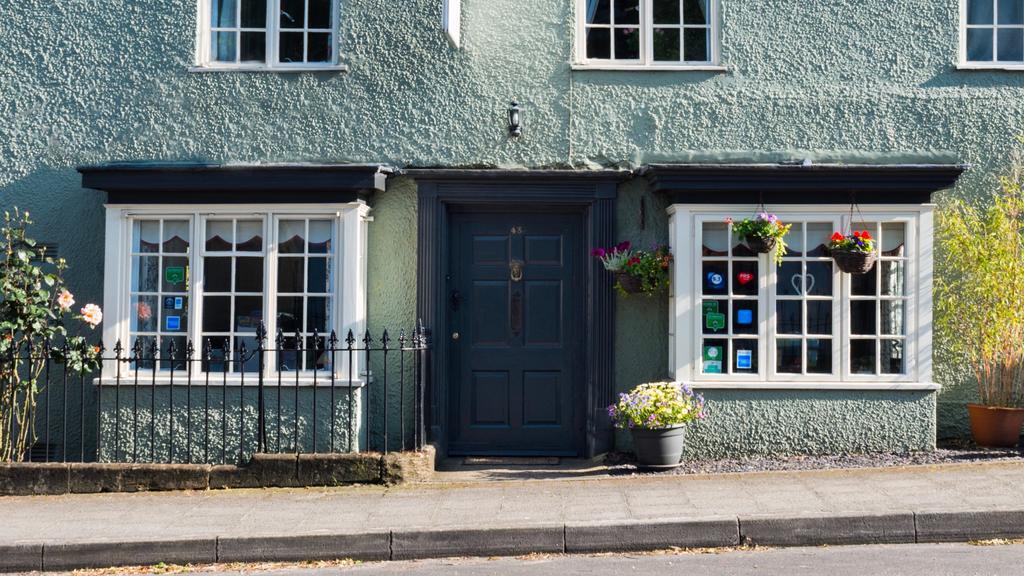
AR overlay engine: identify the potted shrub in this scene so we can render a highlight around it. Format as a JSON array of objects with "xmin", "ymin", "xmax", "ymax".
[
  {"xmin": 936, "ymin": 173, "xmax": 1024, "ymax": 447},
  {"xmin": 828, "ymin": 230, "xmax": 877, "ymax": 274},
  {"xmin": 593, "ymin": 242, "xmax": 672, "ymax": 296},
  {"xmin": 729, "ymin": 213, "xmax": 791, "ymax": 265},
  {"xmin": 608, "ymin": 381, "xmax": 706, "ymax": 469}
]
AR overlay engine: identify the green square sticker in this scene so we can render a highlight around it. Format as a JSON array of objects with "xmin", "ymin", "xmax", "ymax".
[
  {"xmin": 702, "ymin": 301, "xmax": 719, "ymax": 315},
  {"xmin": 705, "ymin": 312, "xmax": 726, "ymax": 332},
  {"xmin": 165, "ymin": 266, "xmax": 185, "ymax": 285}
]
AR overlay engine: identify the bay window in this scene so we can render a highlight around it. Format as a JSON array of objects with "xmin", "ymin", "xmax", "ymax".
[{"xmin": 669, "ymin": 206, "xmax": 933, "ymax": 389}]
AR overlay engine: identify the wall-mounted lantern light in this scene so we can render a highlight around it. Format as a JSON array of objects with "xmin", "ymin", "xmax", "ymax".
[{"xmin": 508, "ymin": 102, "xmax": 523, "ymax": 137}]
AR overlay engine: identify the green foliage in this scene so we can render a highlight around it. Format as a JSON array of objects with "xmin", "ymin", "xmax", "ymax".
[
  {"xmin": 617, "ymin": 245, "xmax": 672, "ymax": 296},
  {"xmin": 1, "ymin": 209, "xmax": 102, "ymax": 462},
  {"xmin": 729, "ymin": 213, "xmax": 792, "ymax": 265},
  {"xmin": 935, "ymin": 171, "xmax": 1024, "ymax": 407},
  {"xmin": 608, "ymin": 381, "xmax": 707, "ymax": 430}
]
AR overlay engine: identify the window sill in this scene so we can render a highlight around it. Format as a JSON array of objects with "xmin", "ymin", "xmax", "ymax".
[
  {"xmin": 689, "ymin": 381, "xmax": 940, "ymax": 391},
  {"xmin": 571, "ymin": 63, "xmax": 727, "ymax": 72},
  {"xmin": 956, "ymin": 62, "xmax": 1024, "ymax": 71},
  {"xmin": 188, "ymin": 64, "xmax": 349, "ymax": 74},
  {"xmin": 94, "ymin": 376, "xmax": 367, "ymax": 388}
]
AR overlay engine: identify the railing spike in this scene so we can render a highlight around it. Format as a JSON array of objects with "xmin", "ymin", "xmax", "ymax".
[{"xmin": 345, "ymin": 329, "xmax": 356, "ymax": 347}]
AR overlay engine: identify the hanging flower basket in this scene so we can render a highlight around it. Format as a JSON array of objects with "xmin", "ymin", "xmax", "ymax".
[
  {"xmin": 831, "ymin": 248, "xmax": 877, "ymax": 275},
  {"xmin": 744, "ymin": 235, "xmax": 776, "ymax": 255},
  {"xmin": 592, "ymin": 242, "xmax": 672, "ymax": 297},
  {"xmin": 615, "ymin": 272, "xmax": 644, "ymax": 294},
  {"xmin": 828, "ymin": 231, "xmax": 877, "ymax": 275}
]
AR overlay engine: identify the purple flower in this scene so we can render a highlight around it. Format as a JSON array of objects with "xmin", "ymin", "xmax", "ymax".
[
  {"xmin": 758, "ymin": 212, "xmax": 770, "ymax": 221},
  {"xmin": 615, "ymin": 241, "xmax": 631, "ymax": 252},
  {"xmin": 767, "ymin": 214, "xmax": 778, "ymax": 224},
  {"xmin": 592, "ymin": 247, "xmax": 607, "ymax": 258}
]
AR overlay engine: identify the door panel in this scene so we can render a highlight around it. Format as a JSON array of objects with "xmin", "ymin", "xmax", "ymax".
[{"xmin": 448, "ymin": 210, "xmax": 584, "ymax": 455}]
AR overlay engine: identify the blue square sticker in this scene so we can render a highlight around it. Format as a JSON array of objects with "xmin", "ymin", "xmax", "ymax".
[
  {"xmin": 165, "ymin": 315, "xmax": 181, "ymax": 331},
  {"xmin": 737, "ymin": 309, "xmax": 753, "ymax": 325},
  {"xmin": 737, "ymin": 349, "xmax": 753, "ymax": 370}
]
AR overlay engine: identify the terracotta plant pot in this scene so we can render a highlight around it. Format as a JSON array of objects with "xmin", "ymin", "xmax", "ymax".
[
  {"xmin": 744, "ymin": 235, "xmax": 776, "ymax": 254},
  {"xmin": 631, "ymin": 425, "xmax": 686, "ymax": 469},
  {"xmin": 615, "ymin": 272, "xmax": 644, "ymax": 294},
  {"xmin": 831, "ymin": 248, "xmax": 877, "ymax": 275},
  {"xmin": 967, "ymin": 403, "xmax": 1024, "ymax": 447}
]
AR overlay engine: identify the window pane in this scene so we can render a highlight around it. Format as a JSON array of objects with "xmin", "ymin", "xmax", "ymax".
[
  {"xmin": 880, "ymin": 261, "xmax": 905, "ymax": 296},
  {"xmin": 235, "ymin": 256, "xmax": 264, "ymax": 292},
  {"xmin": 212, "ymin": 0, "xmax": 238, "ymax": 27},
  {"xmin": 131, "ymin": 295, "xmax": 159, "ymax": 333},
  {"xmin": 204, "ymin": 257, "xmax": 232, "ymax": 292},
  {"xmin": 653, "ymin": 28, "xmax": 681, "ymax": 61},
  {"xmin": 876, "ymin": 223, "xmax": 904, "ymax": 257},
  {"xmin": 967, "ymin": 28, "xmax": 995, "ymax": 61},
  {"xmin": 997, "ymin": 28, "xmax": 1024, "ymax": 61},
  {"xmin": 240, "ymin": 0, "xmax": 266, "ymax": 27},
  {"xmin": 213, "ymin": 31, "xmax": 237, "ymax": 62},
  {"xmin": 587, "ymin": 0, "xmax": 611, "ymax": 24},
  {"xmin": 133, "ymin": 335, "xmax": 157, "ymax": 370},
  {"xmin": 279, "ymin": 220, "xmax": 306, "ymax": 253},
  {"xmin": 161, "ymin": 336, "xmax": 188, "ymax": 371},
  {"xmin": 702, "ymin": 299, "xmax": 728, "ymax": 335},
  {"xmin": 235, "ymin": 336, "xmax": 259, "ymax": 372},
  {"xmin": 806, "ymin": 301, "xmax": 832, "ymax": 335},
  {"xmin": 163, "ymin": 221, "xmax": 190, "ymax": 254},
  {"xmin": 204, "ymin": 336, "xmax": 230, "ymax": 373},
  {"xmin": 308, "ymin": 257, "xmax": 331, "ymax": 293},
  {"xmin": 805, "ymin": 261, "xmax": 833, "ymax": 296},
  {"xmin": 280, "ymin": 0, "xmax": 305, "ymax": 28},
  {"xmin": 278, "ymin": 257, "xmax": 305, "ymax": 293},
  {"xmin": 206, "ymin": 221, "xmax": 233, "ymax": 251},
  {"xmin": 683, "ymin": 28, "xmax": 709, "ymax": 62},
  {"xmin": 702, "ymin": 222, "xmax": 728, "ymax": 256},
  {"xmin": 279, "ymin": 336, "xmax": 300, "ymax": 371},
  {"xmin": 702, "ymin": 339, "xmax": 727, "ymax": 374},
  {"xmin": 777, "ymin": 262, "xmax": 802, "ymax": 296},
  {"xmin": 614, "ymin": 27, "xmax": 641, "ymax": 60},
  {"xmin": 653, "ymin": 0, "xmax": 681, "ymax": 24},
  {"xmin": 133, "ymin": 256, "xmax": 160, "ymax": 292},
  {"xmin": 307, "ymin": 336, "xmax": 329, "ymax": 370},
  {"xmin": 307, "ymin": 32, "xmax": 332, "ymax": 62},
  {"xmin": 133, "ymin": 221, "xmax": 160, "ymax": 253},
  {"xmin": 850, "ymin": 339, "xmax": 876, "ymax": 374},
  {"xmin": 777, "ymin": 301, "xmax": 802, "ymax": 335},
  {"xmin": 777, "ymin": 340, "xmax": 801, "ymax": 373},
  {"xmin": 161, "ymin": 300, "xmax": 188, "ymax": 334},
  {"xmin": 881, "ymin": 340, "xmax": 905, "ymax": 374},
  {"xmin": 683, "ymin": 0, "xmax": 708, "ymax": 24},
  {"xmin": 236, "ymin": 220, "xmax": 263, "ymax": 251},
  {"xmin": 733, "ymin": 339, "xmax": 757, "ymax": 373},
  {"xmin": 732, "ymin": 260, "xmax": 758, "ymax": 296},
  {"xmin": 162, "ymin": 256, "xmax": 189, "ymax": 292},
  {"xmin": 240, "ymin": 31, "xmax": 267, "ymax": 62},
  {"xmin": 309, "ymin": 0, "xmax": 332, "ymax": 28},
  {"xmin": 969, "ymin": 0, "xmax": 995, "ymax": 24},
  {"xmin": 806, "ymin": 222, "xmax": 832, "ymax": 257},
  {"xmin": 881, "ymin": 300, "xmax": 905, "ymax": 336},
  {"xmin": 203, "ymin": 296, "xmax": 231, "ymax": 332},
  {"xmin": 733, "ymin": 300, "xmax": 757, "ymax": 335},
  {"xmin": 280, "ymin": 31, "xmax": 305, "ymax": 62},
  {"xmin": 999, "ymin": 0, "xmax": 1023, "ymax": 24},
  {"xmin": 702, "ymin": 261, "xmax": 728, "ymax": 295},
  {"xmin": 850, "ymin": 265, "xmax": 877, "ymax": 296},
  {"xmin": 806, "ymin": 339, "xmax": 832, "ymax": 374},
  {"xmin": 277, "ymin": 296, "xmax": 304, "ymax": 333},
  {"xmin": 586, "ymin": 27, "xmax": 611, "ymax": 59},
  {"xmin": 850, "ymin": 301, "xmax": 876, "ymax": 335},
  {"xmin": 308, "ymin": 220, "xmax": 333, "ymax": 253},
  {"xmin": 307, "ymin": 297, "xmax": 329, "ymax": 332},
  {"xmin": 234, "ymin": 296, "xmax": 262, "ymax": 332},
  {"xmin": 615, "ymin": 0, "xmax": 640, "ymax": 24}
]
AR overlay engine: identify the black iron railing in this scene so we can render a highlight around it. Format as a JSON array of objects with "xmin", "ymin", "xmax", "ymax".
[{"xmin": 0, "ymin": 322, "xmax": 430, "ymax": 465}]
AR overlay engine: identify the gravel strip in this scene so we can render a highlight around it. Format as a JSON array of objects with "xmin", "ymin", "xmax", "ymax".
[{"xmin": 605, "ymin": 441, "xmax": 1024, "ymax": 475}]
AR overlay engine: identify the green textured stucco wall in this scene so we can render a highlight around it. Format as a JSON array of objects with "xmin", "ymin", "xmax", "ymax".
[{"xmin": 4, "ymin": 0, "xmax": 1022, "ymax": 456}]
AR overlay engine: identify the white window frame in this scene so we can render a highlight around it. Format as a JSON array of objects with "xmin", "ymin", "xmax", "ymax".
[
  {"xmin": 668, "ymin": 204, "xmax": 936, "ymax": 391},
  {"xmin": 959, "ymin": 0, "xmax": 1024, "ymax": 70},
  {"xmin": 573, "ymin": 0, "xmax": 725, "ymax": 71},
  {"xmin": 101, "ymin": 202, "xmax": 370, "ymax": 386},
  {"xmin": 193, "ymin": 0, "xmax": 347, "ymax": 72}
]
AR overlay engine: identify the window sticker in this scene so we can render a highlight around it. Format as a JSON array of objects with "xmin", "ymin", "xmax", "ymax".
[
  {"xmin": 165, "ymin": 316, "xmax": 181, "ymax": 331},
  {"xmin": 174, "ymin": 297, "xmax": 184, "ymax": 310},
  {"xmin": 737, "ymin": 271, "xmax": 754, "ymax": 285},
  {"xmin": 163, "ymin": 296, "xmax": 175, "ymax": 310},
  {"xmin": 736, "ymin": 349, "xmax": 753, "ymax": 370},
  {"xmin": 736, "ymin": 309, "xmax": 753, "ymax": 325},
  {"xmin": 702, "ymin": 301, "xmax": 719, "ymax": 315},
  {"xmin": 703, "ymin": 345, "xmax": 723, "ymax": 374},
  {"xmin": 705, "ymin": 312, "xmax": 726, "ymax": 332},
  {"xmin": 165, "ymin": 266, "xmax": 185, "ymax": 285},
  {"xmin": 706, "ymin": 271, "xmax": 725, "ymax": 290}
]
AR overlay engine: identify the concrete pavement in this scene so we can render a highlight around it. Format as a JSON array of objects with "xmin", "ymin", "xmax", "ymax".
[{"xmin": 4, "ymin": 461, "xmax": 1024, "ymax": 572}]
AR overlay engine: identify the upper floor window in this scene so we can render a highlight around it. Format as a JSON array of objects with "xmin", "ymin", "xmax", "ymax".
[
  {"xmin": 963, "ymin": 0, "xmax": 1024, "ymax": 66},
  {"xmin": 577, "ymin": 0, "xmax": 719, "ymax": 69},
  {"xmin": 200, "ymin": 0, "xmax": 340, "ymax": 70}
]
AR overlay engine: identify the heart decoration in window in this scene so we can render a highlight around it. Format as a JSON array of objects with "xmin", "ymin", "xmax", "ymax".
[
  {"xmin": 791, "ymin": 273, "xmax": 815, "ymax": 296},
  {"xmin": 737, "ymin": 272, "xmax": 754, "ymax": 285}
]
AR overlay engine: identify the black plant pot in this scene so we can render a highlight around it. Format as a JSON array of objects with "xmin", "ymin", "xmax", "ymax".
[
  {"xmin": 615, "ymin": 272, "xmax": 644, "ymax": 294},
  {"xmin": 832, "ymin": 249, "xmax": 877, "ymax": 275},
  {"xmin": 631, "ymin": 425, "xmax": 686, "ymax": 469},
  {"xmin": 745, "ymin": 235, "xmax": 776, "ymax": 254}
]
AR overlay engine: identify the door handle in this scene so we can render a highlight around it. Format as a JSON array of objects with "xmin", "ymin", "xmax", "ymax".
[{"xmin": 511, "ymin": 291, "xmax": 522, "ymax": 336}]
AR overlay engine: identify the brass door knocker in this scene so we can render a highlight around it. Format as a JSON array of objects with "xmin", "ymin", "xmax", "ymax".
[{"xmin": 510, "ymin": 259, "xmax": 524, "ymax": 282}]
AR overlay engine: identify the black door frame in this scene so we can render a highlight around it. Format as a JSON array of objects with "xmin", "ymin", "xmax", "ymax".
[{"xmin": 412, "ymin": 170, "xmax": 624, "ymax": 459}]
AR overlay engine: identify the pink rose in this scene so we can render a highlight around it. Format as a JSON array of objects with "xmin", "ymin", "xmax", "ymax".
[
  {"xmin": 80, "ymin": 304, "xmax": 103, "ymax": 328},
  {"xmin": 57, "ymin": 290, "xmax": 75, "ymax": 311},
  {"xmin": 136, "ymin": 301, "xmax": 152, "ymax": 321}
]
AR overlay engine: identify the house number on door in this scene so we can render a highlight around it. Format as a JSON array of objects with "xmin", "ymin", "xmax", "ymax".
[{"xmin": 510, "ymin": 226, "xmax": 523, "ymax": 235}]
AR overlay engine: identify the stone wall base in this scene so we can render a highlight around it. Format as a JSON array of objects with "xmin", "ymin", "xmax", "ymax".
[{"xmin": 0, "ymin": 447, "xmax": 435, "ymax": 496}]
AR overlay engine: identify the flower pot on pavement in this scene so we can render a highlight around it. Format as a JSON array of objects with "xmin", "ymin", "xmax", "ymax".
[
  {"xmin": 967, "ymin": 404, "xmax": 1024, "ymax": 447},
  {"xmin": 631, "ymin": 425, "xmax": 686, "ymax": 469}
]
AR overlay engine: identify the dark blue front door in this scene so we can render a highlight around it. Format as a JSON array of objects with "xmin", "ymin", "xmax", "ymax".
[{"xmin": 448, "ymin": 210, "xmax": 585, "ymax": 456}]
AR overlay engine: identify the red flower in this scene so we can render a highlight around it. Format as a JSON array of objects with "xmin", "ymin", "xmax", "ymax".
[
  {"xmin": 831, "ymin": 232, "xmax": 845, "ymax": 242},
  {"xmin": 858, "ymin": 230, "xmax": 873, "ymax": 240}
]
